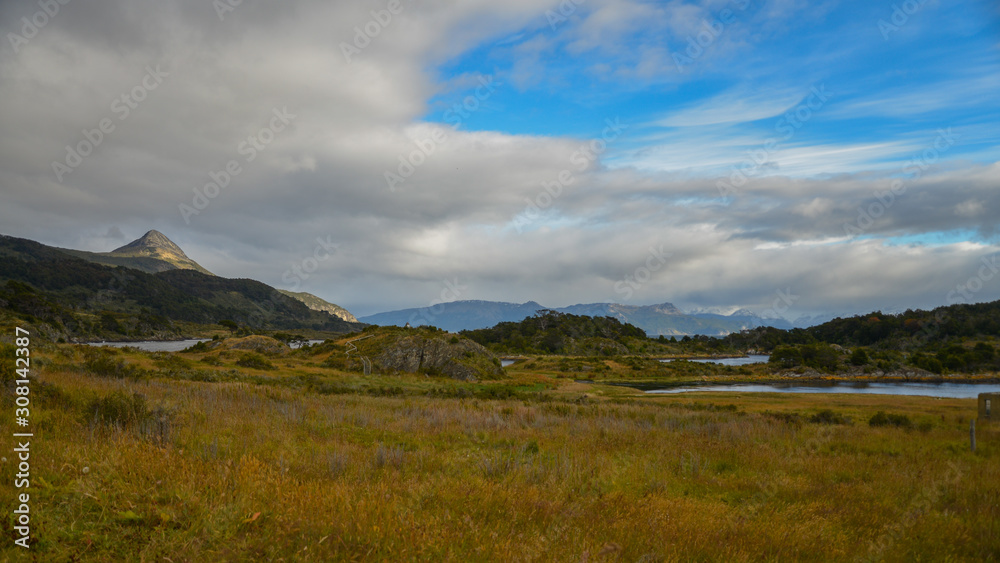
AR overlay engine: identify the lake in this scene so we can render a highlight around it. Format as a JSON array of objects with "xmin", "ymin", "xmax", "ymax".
[
  {"xmin": 643, "ymin": 381, "xmax": 1000, "ymax": 399},
  {"xmin": 662, "ymin": 355, "xmax": 770, "ymax": 366},
  {"xmin": 87, "ymin": 339, "xmax": 326, "ymax": 352},
  {"xmin": 87, "ymin": 339, "xmax": 209, "ymax": 352}
]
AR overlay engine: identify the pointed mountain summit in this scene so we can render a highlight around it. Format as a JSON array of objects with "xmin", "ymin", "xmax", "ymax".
[
  {"xmin": 60, "ymin": 230, "xmax": 213, "ymax": 275},
  {"xmin": 106, "ymin": 230, "xmax": 213, "ymax": 275},
  {"xmin": 111, "ymin": 230, "xmax": 186, "ymax": 255}
]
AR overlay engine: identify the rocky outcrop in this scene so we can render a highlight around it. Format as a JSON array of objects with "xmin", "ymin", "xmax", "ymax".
[{"xmin": 366, "ymin": 330, "xmax": 503, "ymax": 381}]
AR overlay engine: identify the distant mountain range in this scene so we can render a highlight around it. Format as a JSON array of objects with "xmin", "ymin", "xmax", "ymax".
[
  {"xmin": 360, "ymin": 300, "xmax": 546, "ymax": 333},
  {"xmin": 359, "ymin": 300, "xmax": 834, "ymax": 336}
]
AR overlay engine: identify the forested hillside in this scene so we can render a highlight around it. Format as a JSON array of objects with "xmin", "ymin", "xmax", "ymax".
[{"xmin": 0, "ymin": 234, "xmax": 362, "ymax": 340}]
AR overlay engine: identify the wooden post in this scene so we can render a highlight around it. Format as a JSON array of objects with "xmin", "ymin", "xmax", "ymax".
[{"xmin": 970, "ymin": 419, "xmax": 976, "ymax": 453}]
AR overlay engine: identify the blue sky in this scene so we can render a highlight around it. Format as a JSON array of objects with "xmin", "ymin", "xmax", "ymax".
[{"xmin": 426, "ymin": 0, "xmax": 999, "ymax": 187}]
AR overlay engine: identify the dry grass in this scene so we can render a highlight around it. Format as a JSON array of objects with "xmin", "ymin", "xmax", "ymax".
[{"xmin": 0, "ymin": 345, "xmax": 998, "ymax": 561}]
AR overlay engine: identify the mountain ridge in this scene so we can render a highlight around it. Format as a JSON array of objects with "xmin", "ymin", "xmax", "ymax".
[{"xmin": 358, "ymin": 299, "xmax": 819, "ymax": 336}]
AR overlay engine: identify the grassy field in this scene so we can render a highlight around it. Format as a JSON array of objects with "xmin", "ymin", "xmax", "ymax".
[{"xmin": 1, "ymin": 340, "xmax": 998, "ymax": 561}]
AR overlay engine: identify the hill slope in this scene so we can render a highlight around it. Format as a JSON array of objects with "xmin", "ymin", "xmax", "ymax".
[
  {"xmin": 0, "ymin": 233, "xmax": 363, "ymax": 340},
  {"xmin": 276, "ymin": 290, "xmax": 358, "ymax": 323}
]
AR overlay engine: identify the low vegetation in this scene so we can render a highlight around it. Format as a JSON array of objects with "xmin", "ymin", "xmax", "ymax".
[{"xmin": 0, "ymin": 332, "xmax": 997, "ymax": 561}]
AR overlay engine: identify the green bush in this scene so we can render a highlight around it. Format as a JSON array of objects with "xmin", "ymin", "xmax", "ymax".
[
  {"xmin": 153, "ymin": 353, "xmax": 192, "ymax": 370},
  {"xmin": 849, "ymin": 348, "xmax": 869, "ymax": 366},
  {"xmin": 83, "ymin": 351, "xmax": 147, "ymax": 380},
  {"xmin": 810, "ymin": 409, "xmax": 852, "ymax": 425},
  {"xmin": 183, "ymin": 341, "xmax": 211, "ymax": 353},
  {"xmin": 869, "ymin": 411, "xmax": 912, "ymax": 428},
  {"xmin": 800, "ymin": 344, "xmax": 840, "ymax": 372},
  {"xmin": 909, "ymin": 352, "xmax": 944, "ymax": 374},
  {"xmin": 769, "ymin": 346, "xmax": 803, "ymax": 368},
  {"xmin": 235, "ymin": 352, "xmax": 275, "ymax": 370},
  {"xmin": 200, "ymin": 355, "xmax": 223, "ymax": 366}
]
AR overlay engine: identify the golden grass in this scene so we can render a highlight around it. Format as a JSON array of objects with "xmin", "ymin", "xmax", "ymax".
[{"xmin": 1, "ymin": 346, "xmax": 998, "ymax": 561}]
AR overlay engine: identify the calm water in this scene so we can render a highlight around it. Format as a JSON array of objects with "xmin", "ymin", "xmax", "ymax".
[
  {"xmin": 87, "ymin": 339, "xmax": 208, "ymax": 352},
  {"xmin": 501, "ymin": 360, "xmax": 516, "ymax": 367},
  {"xmin": 662, "ymin": 355, "xmax": 770, "ymax": 366},
  {"xmin": 87, "ymin": 339, "xmax": 325, "ymax": 352},
  {"xmin": 645, "ymin": 381, "xmax": 1000, "ymax": 399}
]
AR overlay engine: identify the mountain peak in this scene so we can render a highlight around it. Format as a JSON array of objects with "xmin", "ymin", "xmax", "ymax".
[
  {"xmin": 112, "ymin": 230, "xmax": 185, "ymax": 255},
  {"xmin": 104, "ymin": 230, "xmax": 213, "ymax": 275}
]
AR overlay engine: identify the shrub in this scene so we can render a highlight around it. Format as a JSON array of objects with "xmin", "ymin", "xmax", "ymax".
[
  {"xmin": 87, "ymin": 390, "xmax": 149, "ymax": 427},
  {"xmin": 869, "ymin": 411, "xmax": 912, "ymax": 429},
  {"xmin": 183, "ymin": 341, "xmax": 211, "ymax": 353},
  {"xmin": 770, "ymin": 346, "xmax": 802, "ymax": 368},
  {"xmin": 200, "ymin": 355, "xmax": 223, "ymax": 366},
  {"xmin": 809, "ymin": 409, "xmax": 852, "ymax": 425},
  {"xmin": 0, "ymin": 343, "xmax": 16, "ymax": 385},
  {"xmin": 850, "ymin": 348, "xmax": 869, "ymax": 366},
  {"xmin": 909, "ymin": 352, "xmax": 944, "ymax": 374},
  {"xmin": 236, "ymin": 352, "xmax": 275, "ymax": 371},
  {"xmin": 83, "ymin": 352, "xmax": 146, "ymax": 380},
  {"xmin": 153, "ymin": 353, "xmax": 192, "ymax": 370},
  {"xmin": 800, "ymin": 344, "xmax": 840, "ymax": 372}
]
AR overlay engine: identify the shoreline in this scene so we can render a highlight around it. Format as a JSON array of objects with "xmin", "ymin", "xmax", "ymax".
[{"xmin": 591, "ymin": 374, "xmax": 1000, "ymax": 389}]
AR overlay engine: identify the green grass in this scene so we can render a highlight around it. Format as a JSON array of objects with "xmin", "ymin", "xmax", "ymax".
[{"xmin": 0, "ymin": 341, "xmax": 998, "ymax": 561}]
